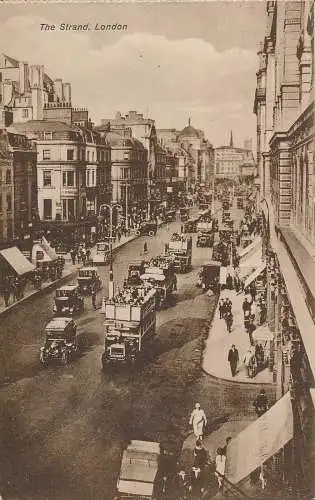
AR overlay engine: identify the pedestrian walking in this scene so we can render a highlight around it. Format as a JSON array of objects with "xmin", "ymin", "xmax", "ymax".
[
  {"xmin": 253, "ymin": 389, "xmax": 269, "ymax": 417},
  {"xmin": 3, "ymin": 277, "xmax": 10, "ymax": 307},
  {"xmin": 243, "ymin": 347, "xmax": 255, "ymax": 378},
  {"xmin": 70, "ymin": 248, "xmax": 76, "ymax": 265},
  {"xmin": 193, "ymin": 440, "xmax": 208, "ymax": 469},
  {"xmin": 188, "ymin": 466, "xmax": 205, "ymax": 498},
  {"xmin": 224, "ymin": 310, "xmax": 233, "ymax": 333},
  {"xmin": 228, "ymin": 344, "xmax": 239, "ymax": 377},
  {"xmin": 219, "ymin": 298, "xmax": 225, "ymax": 319},
  {"xmin": 91, "ymin": 287, "xmax": 97, "ymax": 310},
  {"xmin": 215, "ymin": 448, "xmax": 226, "ymax": 490},
  {"xmin": 143, "ymin": 241, "xmax": 148, "ymax": 254},
  {"xmin": 242, "ymin": 297, "xmax": 251, "ymax": 314},
  {"xmin": 174, "ymin": 469, "xmax": 189, "ymax": 500},
  {"xmin": 189, "ymin": 403, "xmax": 207, "ymax": 441},
  {"xmin": 222, "ymin": 437, "xmax": 232, "ymax": 456}
]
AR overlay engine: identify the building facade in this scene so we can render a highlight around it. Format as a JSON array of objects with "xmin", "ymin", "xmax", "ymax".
[
  {"xmin": 215, "ymin": 132, "xmax": 256, "ymax": 180},
  {"xmin": 0, "ymin": 110, "xmax": 37, "ymax": 242},
  {"xmin": 97, "ymin": 127, "xmax": 148, "ymax": 222},
  {"xmin": 254, "ymin": 1, "xmax": 315, "ymax": 496},
  {"xmin": 0, "ymin": 54, "xmax": 71, "ymax": 123},
  {"xmin": 13, "ymin": 120, "xmax": 111, "ymax": 239}
]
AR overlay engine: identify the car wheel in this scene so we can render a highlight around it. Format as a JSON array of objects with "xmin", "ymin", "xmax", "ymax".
[
  {"xmin": 148, "ymin": 230, "xmax": 154, "ymax": 237},
  {"xmin": 135, "ymin": 230, "xmax": 141, "ymax": 236}
]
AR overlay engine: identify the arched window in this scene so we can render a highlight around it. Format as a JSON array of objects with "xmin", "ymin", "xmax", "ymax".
[{"xmin": 5, "ymin": 169, "xmax": 11, "ymax": 184}]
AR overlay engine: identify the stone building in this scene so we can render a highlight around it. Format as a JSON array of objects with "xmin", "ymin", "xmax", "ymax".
[
  {"xmin": 0, "ymin": 108, "xmax": 37, "ymax": 242},
  {"xmin": 253, "ymin": 1, "xmax": 315, "ymax": 496},
  {"xmin": 157, "ymin": 121, "xmax": 214, "ymax": 189},
  {"xmin": 96, "ymin": 125, "xmax": 148, "ymax": 222},
  {"xmin": 177, "ymin": 120, "xmax": 214, "ymax": 187},
  {"xmin": 215, "ymin": 131, "xmax": 256, "ymax": 180},
  {"xmin": 0, "ymin": 54, "xmax": 71, "ymax": 123},
  {"xmin": 13, "ymin": 120, "xmax": 111, "ymax": 241}
]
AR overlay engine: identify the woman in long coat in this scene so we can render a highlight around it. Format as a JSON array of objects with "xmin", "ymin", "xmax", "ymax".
[{"xmin": 189, "ymin": 403, "xmax": 207, "ymax": 441}]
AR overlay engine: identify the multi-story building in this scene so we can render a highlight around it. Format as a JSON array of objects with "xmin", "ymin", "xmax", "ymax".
[
  {"xmin": 96, "ymin": 126, "xmax": 148, "ymax": 222},
  {"xmin": 250, "ymin": 1, "xmax": 315, "ymax": 497},
  {"xmin": 177, "ymin": 120, "xmax": 214, "ymax": 187},
  {"xmin": 0, "ymin": 54, "xmax": 71, "ymax": 123},
  {"xmin": 215, "ymin": 131, "xmax": 256, "ymax": 180},
  {"xmin": 0, "ymin": 108, "xmax": 37, "ymax": 243},
  {"xmin": 157, "ymin": 121, "xmax": 214, "ymax": 189},
  {"xmin": 13, "ymin": 119, "xmax": 111, "ymax": 240}
]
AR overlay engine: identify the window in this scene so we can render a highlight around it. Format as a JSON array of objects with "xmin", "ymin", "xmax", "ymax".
[
  {"xmin": 124, "ymin": 151, "xmax": 130, "ymax": 161},
  {"xmin": 22, "ymin": 109, "xmax": 29, "ymax": 118},
  {"xmin": 62, "ymin": 171, "xmax": 75, "ymax": 187},
  {"xmin": 43, "ymin": 149, "xmax": 51, "ymax": 160},
  {"xmin": 91, "ymin": 170, "xmax": 95, "ymax": 185},
  {"xmin": 5, "ymin": 170, "xmax": 11, "ymax": 184},
  {"xmin": 86, "ymin": 170, "xmax": 90, "ymax": 186},
  {"xmin": 0, "ymin": 194, "xmax": 2, "ymax": 213},
  {"xmin": 44, "ymin": 132, "xmax": 53, "ymax": 140},
  {"xmin": 67, "ymin": 149, "xmax": 74, "ymax": 161},
  {"xmin": 43, "ymin": 170, "xmax": 52, "ymax": 187},
  {"xmin": 43, "ymin": 199, "xmax": 52, "ymax": 219},
  {"xmin": 87, "ymin": 151, "xmax": 90, "ymax": 162}
]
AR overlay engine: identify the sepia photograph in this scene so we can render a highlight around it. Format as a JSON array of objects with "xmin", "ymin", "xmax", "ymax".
[{"xmin": 0, "ymin": 0, "xmax": 314, "ymax": 498}]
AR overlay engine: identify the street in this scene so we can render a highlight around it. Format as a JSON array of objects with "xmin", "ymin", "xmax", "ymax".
[{"xmin": 0, "ymin": 216, "xmax": 260, "ymax": 499}]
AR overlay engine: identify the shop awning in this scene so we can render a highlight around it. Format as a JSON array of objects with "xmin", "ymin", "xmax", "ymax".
[
  {"xmin": 225, "ymin": 392, "xmax": 293, "ymax": 485},
  {"xmin": 244, "ymin": 263, "xmax": 266, "ymax": 290},
  {"xmin": 0, "ymin": 246, "xmax": 35, "ymax": 276}
]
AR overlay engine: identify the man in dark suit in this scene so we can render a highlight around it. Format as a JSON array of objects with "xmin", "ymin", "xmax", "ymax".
[{"xmin": 228, "ymin": 344, "xmax": 239, "ymax": 377}]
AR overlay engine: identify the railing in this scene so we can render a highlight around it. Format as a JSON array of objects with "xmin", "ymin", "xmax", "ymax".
[{"xmin": 201, "ymin": 471, "xmax": 251, "ymax": 499}]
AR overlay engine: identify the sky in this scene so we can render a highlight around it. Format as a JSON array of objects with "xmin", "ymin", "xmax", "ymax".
[{"xmin": 0, "ymin": 1, "xmax": 266, "ymax": 148}]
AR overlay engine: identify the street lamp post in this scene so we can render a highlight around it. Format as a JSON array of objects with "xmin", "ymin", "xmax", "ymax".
[{"xmin": 99, "ymin": 203, "xmax": 122, "ymax": 298}]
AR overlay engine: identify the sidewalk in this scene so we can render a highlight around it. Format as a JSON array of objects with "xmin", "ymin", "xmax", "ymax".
[
  {"xmin": 0, "ymin": 232, "xmax": 137, "ymax": 317},
  {"xmin": 202, "ymin": 288, "xmax": 273, "ymax": 384}
]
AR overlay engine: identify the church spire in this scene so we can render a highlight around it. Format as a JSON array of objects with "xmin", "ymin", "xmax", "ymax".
[
  {"xmin": 188, "ymin": 117, "xmax": 191, "ymax": 127},
  {"xmin": 229, "ymin": 130, "xmax": 234, "ymax": 148}
]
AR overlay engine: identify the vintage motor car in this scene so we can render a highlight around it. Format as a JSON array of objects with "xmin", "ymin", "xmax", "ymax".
[
  {"xmin": 40, "ymin": 317, "xmax": 78, "ymax": 366},
  {"xmin": 183, "ymin": 218, "xmax": 197, "ymax": 233},
  {"xmin": 92, "ymin": 241, "xmax": 110, "ymax": 265},
  {"xmin": 179, "ymin": 207, "xmax": 189, "ymax": 222},
  {"xmin": 196, "ymin": 232, "xmax": 214, "ymax": 247},
  {"xmin": 136, "ymin": 221, "xmax": 158, "ymax": 237},
  {"xmin": 53, "ymin": 284, "xmax": 84, "ymax": 316},
  {"xmin": 165, "ymin": 210, "xmax": 177, "ymax": 222},
  {"xmin": 77, "ymin": 266, "xmax": 102, "ymax": 295}
]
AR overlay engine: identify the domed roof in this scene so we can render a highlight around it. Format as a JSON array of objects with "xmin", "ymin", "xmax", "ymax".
[
  {"xmin": 179, "ymin": 125, "xmax": 200, "ymax": 138},
  {"xmin": 178, "ymin": 119, "xmax": 201, "ymax": 139}
]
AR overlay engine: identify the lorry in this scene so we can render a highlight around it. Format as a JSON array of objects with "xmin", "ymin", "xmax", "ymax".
[
  {"xmin": 167, "ymin": 233, "xmax": 192, "ymax": 273},
  {"xmin": 197, "ymin": 260, "xmax": 221, "ymax": 292},
  {"xmin": 140, "ymin": 257, "xmax": 177, "ymax": 307},
  {"xmin": 101, "ymin": 286, "xmax": 156, "ymax": 368},
  {"xmin": 115, "ymin": 440, "xmax": 162, "ymax": 499}
]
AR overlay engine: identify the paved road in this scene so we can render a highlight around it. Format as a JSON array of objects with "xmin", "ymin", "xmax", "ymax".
[{"xmin": 0, "ymin": 211, "xmax": 261, "ymax": 499}]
